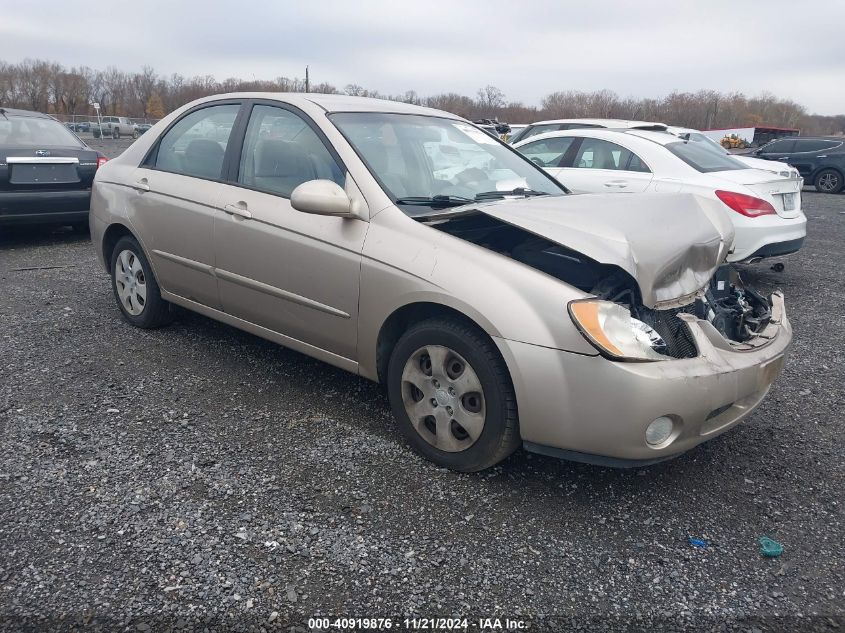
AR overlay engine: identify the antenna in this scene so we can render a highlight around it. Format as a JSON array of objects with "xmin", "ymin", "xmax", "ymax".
[{"xmin": 305, "ymin": 66, "xmax": 310, "ymax": 93}]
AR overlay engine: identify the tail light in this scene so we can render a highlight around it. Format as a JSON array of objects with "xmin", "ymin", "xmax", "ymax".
[
  {"xmin": 715, "ymin": 190, "xmax": 776, "ymax": 217},
  {"xmin": 96, "ymin": 156, "xmax": 109, "ymax": 169}
]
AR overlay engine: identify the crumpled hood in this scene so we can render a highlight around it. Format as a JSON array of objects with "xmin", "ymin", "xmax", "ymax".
[{"xmin": 476, "ymin": 192, "xmax": 735, "ymax": 308}]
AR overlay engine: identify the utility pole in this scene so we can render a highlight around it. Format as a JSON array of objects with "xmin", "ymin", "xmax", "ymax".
[{"xmin": 305, "ymin": 66, "xmax": 310, "ymax": 93}]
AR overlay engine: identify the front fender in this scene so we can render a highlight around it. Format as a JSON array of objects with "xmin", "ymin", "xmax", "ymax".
[{"xmin": 357, "ymin": 209, "xmax": 598, "ymax": 379}]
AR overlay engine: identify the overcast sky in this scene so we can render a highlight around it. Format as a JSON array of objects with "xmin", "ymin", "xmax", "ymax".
[{"xmin": 1, "ymin": 0, "xmax": 844, "ymax": 114}]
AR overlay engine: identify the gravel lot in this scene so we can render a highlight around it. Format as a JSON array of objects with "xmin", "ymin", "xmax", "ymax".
[{"xmin": 1, "ymin": 155, "xmax": 843, "ymax": 631}]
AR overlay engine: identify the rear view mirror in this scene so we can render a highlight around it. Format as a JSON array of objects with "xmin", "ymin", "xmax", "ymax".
[{"xmin": 291, "ymin": 180, "xmax": 356, "ymax": 218}]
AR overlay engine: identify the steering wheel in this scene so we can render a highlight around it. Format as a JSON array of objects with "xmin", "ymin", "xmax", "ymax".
[{"xmin": 530, "ymin": 157, "xmax": 546, "ymax": 168}]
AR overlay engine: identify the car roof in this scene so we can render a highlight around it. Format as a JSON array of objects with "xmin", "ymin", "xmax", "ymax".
[
  {"xmin": 787, "ymin": 136, "xmax": 844, "ymax": 142},
  {"xmin": 528, "ymin": 117, "xmax": 667, "ymax": 130},
  {"xmin": 201, "ymin": 92, "xmax": 461, "ymax": 119},
  {"xmin": 0, "ymin": 107, "xmax": 52, "ymax": 119},
  {"xmin": 666, "ymin": 126, "xmax": 702, "ymax": 135},
  {"xmin": 515, "ymin": 127, "xmax": 679, "ymax": 147}
]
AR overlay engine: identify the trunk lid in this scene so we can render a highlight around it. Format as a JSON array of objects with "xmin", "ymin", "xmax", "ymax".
[
  {"xmin": 712, "ymin": 168, "xmax": 802, "ymax": 218},
  {"xmin": 470, "ymin": 192, "xmax": 735, "ymax": 308},
  {"xmin": 0, "ymin": 146, "xmax": 99, "ymax": 193}
]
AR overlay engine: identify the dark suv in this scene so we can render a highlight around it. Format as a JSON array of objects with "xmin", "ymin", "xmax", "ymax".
[{"xmin": 752, "ymin": 137, "xmax": 845, "ymax": 193}]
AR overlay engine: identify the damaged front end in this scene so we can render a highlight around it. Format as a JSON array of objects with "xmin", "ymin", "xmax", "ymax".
[
  {"xmin": 424, "ymin": 200, "xmax": 775, "ymax": 361},
  {"xmin": 595, "ymin": 264, "xmax": 773, "ymax": 360}
]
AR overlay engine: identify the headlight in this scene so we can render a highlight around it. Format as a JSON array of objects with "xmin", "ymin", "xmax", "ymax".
[{"xmin": 568, "ymin": 300, "xmax": 670, "ymax": 361}]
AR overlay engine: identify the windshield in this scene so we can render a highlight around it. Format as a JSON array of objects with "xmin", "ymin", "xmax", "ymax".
[
  {"xmin": 665, "ymin": 139, "xmax": 748, "ymax": 173},
  {"xmin": 0, "ymin": 116, "xmax": 85, "ymax": 147},
  {"xmin": 329, "ymin": 113, "xmax": 566, "ymax": 214}
]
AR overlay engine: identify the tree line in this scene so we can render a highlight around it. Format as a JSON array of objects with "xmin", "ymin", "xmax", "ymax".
[{"xmin": 1, "ymin": 57, "xmax": 842, "ymax": 136}]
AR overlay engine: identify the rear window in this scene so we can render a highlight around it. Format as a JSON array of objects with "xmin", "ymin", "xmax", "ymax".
[
  {"xmin": 665, "ymin": 140, "xmax": 747, "ymax": 172},
  {"xmin": 0, "ymin": 116, "xmax": 84, "ymax": 147}
]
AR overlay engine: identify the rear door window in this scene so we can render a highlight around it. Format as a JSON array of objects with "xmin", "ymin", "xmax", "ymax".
[
  {"xmin": 152, "ymin": 104, "xmax": 240, "ymax": 180},
  {"xmin": 759, "ymin": 139, "xmax": 795, "ymax": 154},
  {"xmin": 572, "ymin": 138, "xmax": 650, "ymax": 172}
]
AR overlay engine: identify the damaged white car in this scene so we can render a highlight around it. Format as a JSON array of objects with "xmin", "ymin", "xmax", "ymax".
[{"xmin": 89, "ymin": 94, "xmax": 792, "ymax": 471}]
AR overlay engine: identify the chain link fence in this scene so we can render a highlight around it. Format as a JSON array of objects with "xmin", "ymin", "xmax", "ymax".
[{"xmin": 52, "ymin": 113, "xmax": 162, "ymax": 140}]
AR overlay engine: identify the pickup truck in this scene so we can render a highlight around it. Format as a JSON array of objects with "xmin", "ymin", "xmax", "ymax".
[{"xmin": 93, "ymin": 116, "xmax": 137, "ymax": 139}]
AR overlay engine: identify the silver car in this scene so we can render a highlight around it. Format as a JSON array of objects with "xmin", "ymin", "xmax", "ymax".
[{"xmin": 90, "ymin": 93, "xmax": 792, "ymax": 471}]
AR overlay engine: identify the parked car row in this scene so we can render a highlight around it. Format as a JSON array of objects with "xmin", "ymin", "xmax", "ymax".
[
  {"xmin": 512, "ymin": 126, "xmax": 806, "ymax": 263},
  {"xmin": 507, "ymin": 117, "xmax": 843, "ymax": 194}
]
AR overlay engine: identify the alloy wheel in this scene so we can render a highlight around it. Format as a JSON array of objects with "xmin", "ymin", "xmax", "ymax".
[{"xmin": 818, "ymin": 171, "xmax": 840, "ymax": 192}]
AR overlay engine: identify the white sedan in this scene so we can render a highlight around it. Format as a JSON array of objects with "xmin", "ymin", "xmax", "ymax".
[{"xmin": 514, "ymin": 128, "xmax": 807, "ymax": 263}]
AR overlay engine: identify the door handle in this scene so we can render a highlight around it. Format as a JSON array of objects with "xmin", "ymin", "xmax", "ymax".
[
  {"xmin": 132, "ymin": 179, "xmax": 150, "ymax": 192},
  {"xmin": 224, "ymin": 203, "xmax": 252, "ymax": 219},
  {"xmin": 604, "ymin": 180, "xmax": 628, "ymax": 188}
]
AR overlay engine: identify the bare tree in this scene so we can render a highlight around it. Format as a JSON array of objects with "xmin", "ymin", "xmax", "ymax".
[
  {"xmin": 476, "ymin": 85, "xmax": 505, "ymax": 112},
  {"xmin": 17, "ymin": 59, "xmax": 51, "ymax": 111},
  {"xmin": 131, "ymin": 66, "xmax": 158, "ymax": 117}
]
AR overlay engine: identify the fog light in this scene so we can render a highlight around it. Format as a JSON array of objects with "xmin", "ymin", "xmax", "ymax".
[{"xmin": 645, "ymin": 416, "xmax": 674, "ymax": 446}]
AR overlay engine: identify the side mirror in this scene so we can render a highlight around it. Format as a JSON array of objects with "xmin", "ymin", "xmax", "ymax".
[{"xmin": 291, "ymin": 180, "xmax": 356, "ymax": 218}]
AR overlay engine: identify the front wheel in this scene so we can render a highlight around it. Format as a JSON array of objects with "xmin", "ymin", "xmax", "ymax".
[
  {"xmin": 387, "ymin": 317, "xmax": 520, "ymax": 472},
  {"xmin": 110, "ymin": 236, "xmax": 172, "ymax": 328},
  {"xmin": 113, "ymin": 129, "xmax": 120, "ymax": 139},
  {"xmin": 815, "ymin": 168, "xmax": 843, "ymax": 194}
]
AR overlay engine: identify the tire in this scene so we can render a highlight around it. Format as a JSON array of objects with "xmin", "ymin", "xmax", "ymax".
[
  {"xmin": 93, "ymin": 129, "xmax": 101, "ymax": 139},
  {"xmin": 815, "ymin": 168, "xmax": 843, "ymax": 194},
  {"xmin": 387, "ymin": 317, "xmax": 520, "ymax": 472},
  {"xmin": 109, "ymin": 235, "xmax": 172, "ymax": 328},
  {"xmin": 132, "ymin": 130, "xmax": 139, "ymax": 139},
  {"xmin": 113, "ymin": 129, "xmax": 120, "ymax": 139}
]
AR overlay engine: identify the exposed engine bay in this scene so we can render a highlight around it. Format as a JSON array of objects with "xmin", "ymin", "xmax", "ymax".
[{"xmin": 427, "ymin": 212, "xmax": 772, "ymax": 359}]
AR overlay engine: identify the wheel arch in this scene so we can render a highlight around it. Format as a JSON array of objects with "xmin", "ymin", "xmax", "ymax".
[
  {"xmin": 813, "ymin": 165, "xmax": 844, "ymax": 185},
  {"xmin": 101, "ymin": 222, "xmax": 140, "ymax": 271},
  {"xmin": 374, "ymin": 301, "xmax": 502, "ymax": 385}
]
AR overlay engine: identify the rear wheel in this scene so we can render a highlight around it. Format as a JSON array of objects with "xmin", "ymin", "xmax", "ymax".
[
  {"xmin": 110, "ymin": 236, "xmax": 172, "ymax": 328},
  {"xmin": 113, "ymin": 128, "xmax": 120, "ymax": 139},
  {"xmin": 387, "ymin": 317, "xmax": 520, "ymax": 472},
  {"xmin": 815, "ymin": 168, "xmax": 843, "ymax": 194}
]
